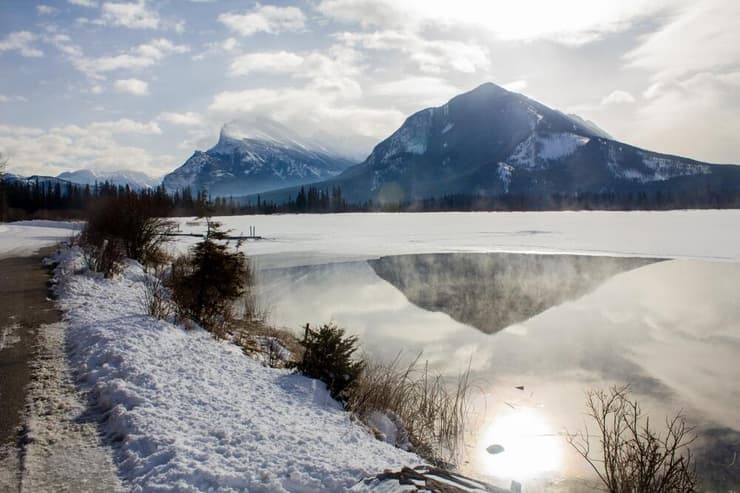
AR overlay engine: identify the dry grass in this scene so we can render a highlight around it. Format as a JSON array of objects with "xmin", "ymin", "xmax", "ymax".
[
  {"xmin": 346, "ymin": 353, "xmax": 472, "ymax": 468},
  {"xmin": 139, "ymin": 267, "xmax": 175, "ymax": 321},
  {"xmin": 232, "ymin": 318, "xmax": 303, "ymax": 368}
]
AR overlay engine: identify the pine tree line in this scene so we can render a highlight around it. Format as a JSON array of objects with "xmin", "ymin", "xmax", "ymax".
[{"xmin": 2, "ymin": 177, "xmax": 739, "ymax": 221}]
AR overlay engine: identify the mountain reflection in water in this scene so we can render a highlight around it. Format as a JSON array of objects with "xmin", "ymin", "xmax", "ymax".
[{"xmin": 369, "ymin": 253, "xmax": 661, "ymax": 334}]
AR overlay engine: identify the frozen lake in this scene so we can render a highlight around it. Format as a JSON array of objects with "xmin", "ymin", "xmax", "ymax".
[
  {"xmin": 176, "ymin": 210, "xmax": 740, "ymax": 267},
  {"xmin": 177, "ymin": 211, "xmax": 740, "ymax": 491}
]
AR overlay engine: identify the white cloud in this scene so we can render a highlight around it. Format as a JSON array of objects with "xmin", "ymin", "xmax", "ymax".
[
  {"xmin": 158, "ymin": 112, "xmax": 203, "ymax": 126},
  {"xmin": 338, "ymin": 30, "xmax": 488, "ymax": 74},
  {"xmin": 629, "ymin": 72, "xmax": 740, "ymax": 164},
  {"xmin": 618, "ymin": 0, "xmax": 740, "ymax": 163},
  {"xmin": 502, "ymin": 79, "xmax": 528, "ymax": 92},
  {"xmin": 113, "ymin": 78, "xmax": 149, "ymax": 95},
  {"xmin": 229, "ymin": 45, "xmax": 363, "ymax": 100},
  {"xmin": 372, "ymin": 77, "xmax": 460, "ymax": 106},
  {"xmin": 0, "ymin": 124, "xmax": 44, "ymax": 137},
  {"xmin": 60, "ymin": 38, "xmax": 189, "ymax": 78},
  {"xmin": 193, "ymin": 37, "xmax": 240, "ymax": 61},
  {"xmin": 320, "ymin": 0, "xmax": 679, "ymax": 45},
  {"xmin": 100, "ymin": 1, "xmax": 160, "ymax": 29},
  {"xmin": 641, "ymin": 83, "xmax": 658, "ymax": 100},
  {"xmin": 68, "ymin": 0, "xmax": 98, "ymax": 7},
  {"xmin": 317, "ymin": 0, "xmax": 396, "ymax": 28},
  {"xmin": 601, "ymin": 90, "xmax": 636, "ymax": 105},
  {"xmin": 88, "ymin": 118, "xmax": 161, "ymax": 134},
  {"xmin": 0, "ymin": 119, "xmax": 165, "ymax": 175},
  {"xmin": 0, "ymin": 31, "xmax": 44, "ymax": 58},
  {"xmin": 230, "ymin": 51, "xmax": 304, "ymax": 76},
  {"xmin": 0, "ymin": 94, "xmax": 27, "ymax": 103},
  {"xmin": 37, "ymin": 5, "xmax": 59, "ymax": 15},
  {"xmin": 221, "ymin": 38, "xmax": 239, "ymax": 51},
  {"xmin": 626, "ymin": 0, "xmax": 740, "ymax": 80},
  {"xmin": 208, "ymin": 85, "xmax": 403, "ymax": 143},
  {"xmin": 219, "ymin": 4, "xmax": 305, "ymax": 36}
]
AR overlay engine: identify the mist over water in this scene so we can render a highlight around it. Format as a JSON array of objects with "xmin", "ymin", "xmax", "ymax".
[{"xmin": 256, "ymin": 252, "xmax": 740, "ymax": 491}]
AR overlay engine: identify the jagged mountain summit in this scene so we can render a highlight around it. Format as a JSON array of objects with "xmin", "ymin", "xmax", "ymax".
[
  {"xmin": 255, "ymin": 82, "xmax": 739, "ymax": 206},
  {"xmin": 163, "ymin": 119, "xmax": 355, "ymax": 197},
  {"xmin": 57, "ymin": 169, "xmax": 159, "ymax": 190}
]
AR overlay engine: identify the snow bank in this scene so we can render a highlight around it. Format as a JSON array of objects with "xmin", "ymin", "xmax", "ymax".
[{"xmin": 51, "ymin": 248, "xmax": 419, "ymax": 492}]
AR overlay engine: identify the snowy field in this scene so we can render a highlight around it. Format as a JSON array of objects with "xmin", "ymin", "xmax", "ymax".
[
  {"xmin": 175, "ymin": 210, "xmax": 740, "ymax": 268},
  {"xmin": 49, "ymin": 248, "xmax": 419, "ymax": 492}
]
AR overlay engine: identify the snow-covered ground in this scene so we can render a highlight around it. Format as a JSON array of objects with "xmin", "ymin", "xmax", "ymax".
[
  {"xmin": 174, "ymin": 210, "xmax": 740, "ymax": 269},
  {"xmin": 50, "ymin": 248, "xmax": 419, "ymax": 492},
  {"xmin": 0, "ymin": 220, "xmax": 81, "ymax": 258}
]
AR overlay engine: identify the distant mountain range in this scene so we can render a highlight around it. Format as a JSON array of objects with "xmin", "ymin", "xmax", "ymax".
[
  {"xmin": 162, "ymin": 119, "xmax": 355, "ymax": 197},
  {"xmin": 1, "ymin": 173, "xmax": 72, "ymax": 188},
  {"xmin": 58, "ymin": 169, "xmax": 159, "ymax": 190},
  {"xmin": 2, "ymin": 170, "xmax": 159, "ymax": 191},
  {"xmin": 6, "ymin": 82, "xmax": 739, "ymax": 209},
  {"xmin": 251, "ymin": 82, "xmax": 740, "ymax": 207}
]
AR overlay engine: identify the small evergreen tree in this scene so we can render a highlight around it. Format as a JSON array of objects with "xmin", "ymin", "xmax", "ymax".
[
  {"xmin": 170, "ymin": 217, "xmax": 247, "ymax": 336},
  {"xmin": 293, "ymin": 323, "xmax": 364, "ymax": 401}
]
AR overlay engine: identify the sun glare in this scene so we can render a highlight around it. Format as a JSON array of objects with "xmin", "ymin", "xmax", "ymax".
[{"xmin": 477, "ymin": 407, "xmax": 563, "ymax": 480}]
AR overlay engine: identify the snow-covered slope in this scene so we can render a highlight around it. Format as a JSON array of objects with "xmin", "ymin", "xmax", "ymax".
[
  {"xmin": 163, "ymin": 119, "xmax": 355, "ymax": 197},
  {"xmin": 57, "ymin": 169, "xmax": 159, "ymax": 190},
  {"xmin": 50, "ymin": 248, "xmax": 419, "ymax": 491}
]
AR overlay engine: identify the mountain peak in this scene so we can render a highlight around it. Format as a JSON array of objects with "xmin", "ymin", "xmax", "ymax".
[
  {"xmin": 471, "ymin": 81, "xmax": 508, "ymax": 94},
  {"xmin": 311, "ymin": 82, "xmax": 725, "ymax": 203},
  {"xmin": 217, "ymin": 117, "xmax": 316, "ymax": 152},
  {"xmin": 163, "ymin": 119, "xmax": 356, "ymax": 196}
]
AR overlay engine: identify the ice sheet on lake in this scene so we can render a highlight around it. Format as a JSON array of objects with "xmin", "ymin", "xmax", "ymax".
[{"xmin": 174, "ymin": 210, "xmax": 740, "ymax": 269}]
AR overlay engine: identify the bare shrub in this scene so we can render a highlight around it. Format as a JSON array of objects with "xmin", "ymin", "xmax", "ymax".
[
  {"xmin": 80, "ymin": 237, "xmax": 126, "ymax": 278},
  {"xmin": 346, "ymin": 353, "xmax": 471, "ymax": 468},
  {"xmin": 567, "ymin": 385, "xmax": 698, "ymax": 493},
  {"xmin": 139, "ymin": 268, "xmax": 174, "ymax": 320},
  {"xmin": 82, "ymin": 195, "xmax": 175, "ymax": 267}
]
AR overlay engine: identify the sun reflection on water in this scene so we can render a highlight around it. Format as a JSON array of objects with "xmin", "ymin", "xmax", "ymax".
[{"xmin": 477, "ymin": 407, "xmax": 563, "ymax": 481}]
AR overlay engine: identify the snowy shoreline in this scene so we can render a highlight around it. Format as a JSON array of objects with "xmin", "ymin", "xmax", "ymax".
[{"xmin": 48, "ymin": 246, "xmax": 420, "ymax": 492}]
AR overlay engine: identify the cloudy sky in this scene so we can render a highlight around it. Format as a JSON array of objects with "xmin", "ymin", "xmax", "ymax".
[{"xmin": 0, "ymin": 0, "xmax": 738, "ymax": 177}]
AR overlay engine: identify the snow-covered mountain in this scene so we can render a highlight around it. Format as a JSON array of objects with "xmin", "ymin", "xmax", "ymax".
[
  {"xmin": 162, "ymin": 119, "xmax": 355, "ymax": 197},
  {"xmin": 57, "ymin": 169, "xmax": 160, "ymax": 190},
  {"xmin": 1, "ymin": 173, "xmax": 72, "ymax": 188},
  {"xmin": 258, "ymin": 82, "xmax": 739, "ymax": 205}
]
